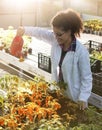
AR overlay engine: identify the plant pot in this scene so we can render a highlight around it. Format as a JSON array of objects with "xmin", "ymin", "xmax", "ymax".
[
  {"xmin": 23, "ymin": 51, "xmax": 28, "ymax": 58},
  {"xmin": 5, "ymin": 48, "xmax": 10, "ymax": 53},
  {"xmin": 0, "ymin": 46, "xmax": 3, "ymax": 50},
  {"xmin": 28, "ymin": 48, "xmax": 32, "ymax": 54}
]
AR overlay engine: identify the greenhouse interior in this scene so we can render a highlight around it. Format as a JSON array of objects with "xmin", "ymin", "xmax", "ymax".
[{"xmin": 0, "ymin": 0, "xmax": 102, "ymax": 130}]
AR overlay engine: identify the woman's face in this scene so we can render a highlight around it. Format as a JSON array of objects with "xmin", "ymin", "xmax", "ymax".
[{"xmin": 53, "ymin": 27, "xmax": 71, "ymax": 46}]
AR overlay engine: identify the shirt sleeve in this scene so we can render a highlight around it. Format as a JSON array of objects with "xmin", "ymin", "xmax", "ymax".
[
  {"xmin": 24, "ymin": 26, "xmax": 55, "ymax": 45},
  {"xmin": 78, "ymin": 48, "xmax": 92, "ymax": 102}
]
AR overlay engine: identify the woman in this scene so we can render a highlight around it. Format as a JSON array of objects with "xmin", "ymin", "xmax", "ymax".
[{"xmin": 24, "ymin": 9, "xmax": 92, "ymax": 110}]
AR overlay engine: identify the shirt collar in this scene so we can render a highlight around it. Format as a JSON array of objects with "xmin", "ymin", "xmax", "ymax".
[
  {"xmin": 60, "ymin": 38, "xmax": 76, "ymax": 52},
  {"xmin": 71, "ymin": 38, "xmax": 76, "ymax": 52}
]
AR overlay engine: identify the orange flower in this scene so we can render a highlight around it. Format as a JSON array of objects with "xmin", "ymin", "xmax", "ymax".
[
  {"xmin": 7, "ymin": 119, "xmax": 17, "ymax": 128},
  {"xmin": 0, "ymin": 117, "xmax": 5, "ymax": 126},
  {"xmin": 17, "ymin": 107, "xmax": 26, "ymax": 116},
  {"xmin": 46, "ymin": 96, "xmax": 53, "ymax": 101},
  {"xmin": 37, "ymin": 113, "xmax": 42, "ymax": 120},
  {"xmin": 46, "ymin": 108, "xmax": 55, "ymax": 119},
  {"xmin": 53, "ymin": 102, "xmax": 61, "ymax": 110},
  {"xmin": 15, "ymin": 115, "xmax": 21, "ymax": 123},
  {"xmin": 35, "ymin": 99, "xmax": 42, "ymax": 106},
  {"xmin": 30, "ymin": 83, "xmax": 37, "ymax": 92},
  {"xmin": 27, "ymin": 115, "xmax": 33, "ymax": 122},
  {"xmin": 25, "ymin": 107, "xmax": 34, "ymax": 115}
]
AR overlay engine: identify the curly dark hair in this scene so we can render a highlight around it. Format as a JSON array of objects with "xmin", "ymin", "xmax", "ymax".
[{"xmin": 51, "ymin": 8, "xmax": 83, "ymax": 37}]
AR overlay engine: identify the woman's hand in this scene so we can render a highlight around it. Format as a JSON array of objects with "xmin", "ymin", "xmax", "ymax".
[
  {"xmin": 17, "ymin": 26, "xmax": 25, "ymax": 36},
  {"xmin": 78, "ymin": 100, "xmax": 87, "ymax": 110}
]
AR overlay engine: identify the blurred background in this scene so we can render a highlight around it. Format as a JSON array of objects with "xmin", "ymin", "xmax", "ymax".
[{"xmin": 0, "ymin": 0, "xmax": 102, "ymax": 29}]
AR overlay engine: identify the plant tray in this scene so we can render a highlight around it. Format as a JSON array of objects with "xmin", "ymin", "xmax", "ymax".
[
  {"xmin": 38, "ymin": 52, "xmax": 51, "ymax": 73},
  {"xmin": 92, "ymin": 73, "xmax": 102, "ymax": 96},
  {"xmin": 88, "ymin": 92, "xmax": 102, "ymax": 109},
  {"xmin": 88, "ymin": 72, "xmax": 102, "ymax": 109},
  {"xmin": 84, "ymin": 40, "xmax": 102, "ymax": 53},
  {"xmin": 90, "ymin": 57, "xmax": 102, "ymax": 73}
]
